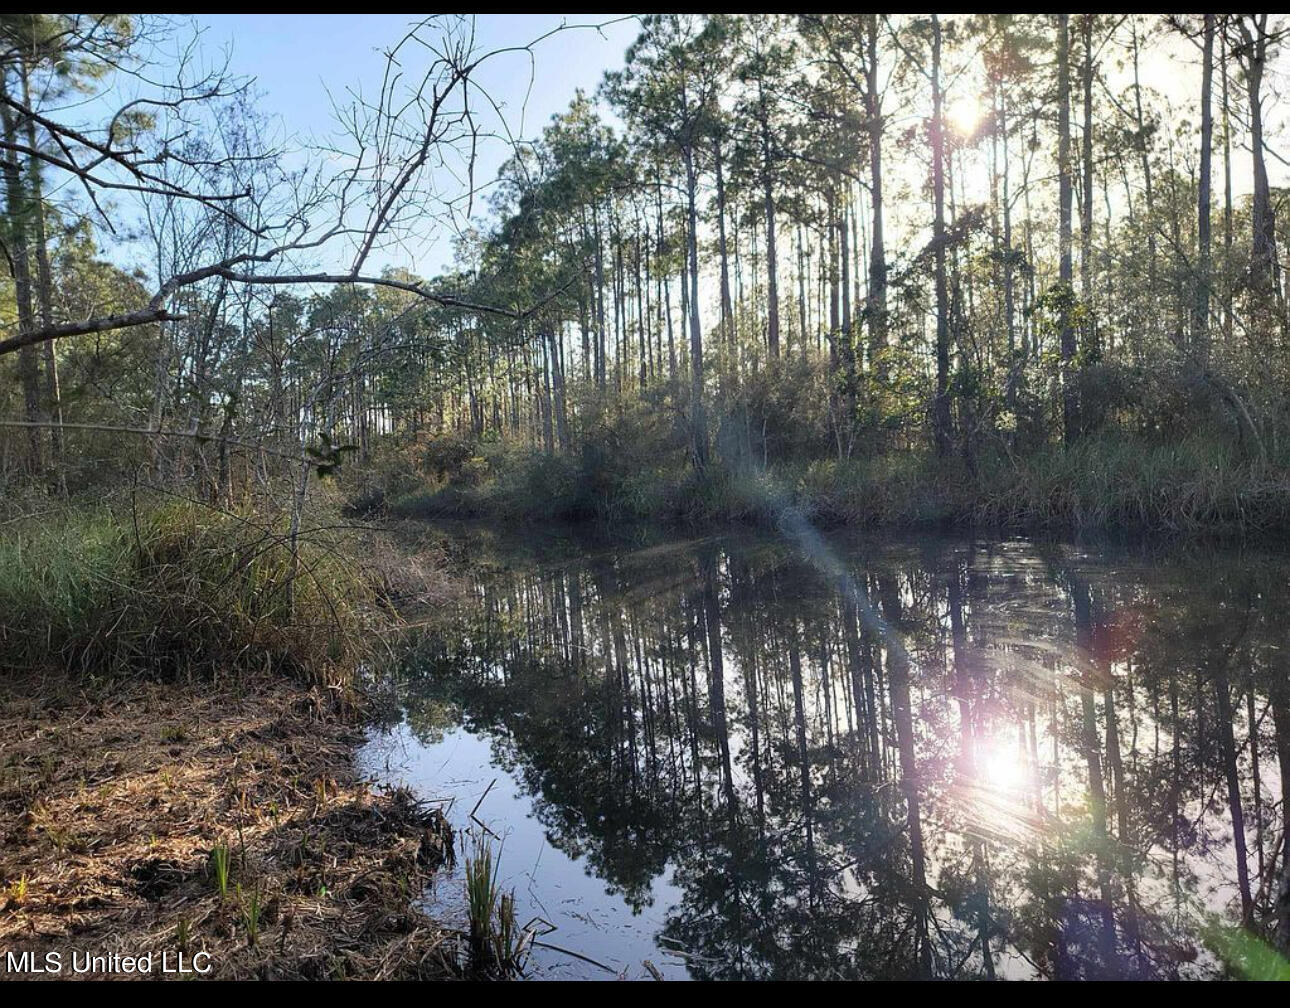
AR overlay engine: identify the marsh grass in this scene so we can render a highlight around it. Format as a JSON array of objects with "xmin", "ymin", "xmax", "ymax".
[
  {"xmin": 209, "ymin": 841, "xmax": 231, "ymax": 898},
  {"xmin": 0, "ymin": 496, "xmax": 383, "ymax": 685},
  {"xmin": 376, "ymin": 429, "xmax": 1290, "ymax": 537},
  {"xmin": 464, "ymin": 835, "xmax": 500, "ymax": 968},
  {"xmin": 463, "ymin": 834, "xmax": 528, "ymax": 977},
  {"xmin": 973, "ymin": 436, "xmax": 1290, "ymax": 533}
]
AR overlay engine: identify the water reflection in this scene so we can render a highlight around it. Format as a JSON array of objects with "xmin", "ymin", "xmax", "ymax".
[{"xmin": 378, "ymin": 528, "xmax": 1290, "ymax": 980}]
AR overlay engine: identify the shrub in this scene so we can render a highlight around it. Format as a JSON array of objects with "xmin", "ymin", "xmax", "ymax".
[
  {"xmin": 422, "ymin": 434, "xmax": 488, "ymax": 486},
  {"xmin": 0, "ymin": 498, "xmax": 382, "ymax": 684}
]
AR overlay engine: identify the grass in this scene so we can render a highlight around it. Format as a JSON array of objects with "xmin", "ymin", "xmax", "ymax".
[
  {"xmin": 0, "ymin": 496, "xmax": 384, "ymax": 686},
  {"xmin": 973, "ymin": 436, "xmax": 1290, "ymax": 534},
  {"xmin": 209, "ymin": 842, "xmax": 231, "ymax": 898},
  {"xmin": 4, "ymin": 876, "xmax": 28, "ymax": 908},
  {"xmin": 238, "ymin": 881, "xmax": 264, "ymax": 946},
  {"xmin": 371, "ymin": 429, "xmax": 1290, "ymax": 538},
  {"xmin": 0, "ymin": 490, "xmax": 467, "ymax": 978},
  {"xmin": 463, "ymin": 834, "xmax": 528, "ymax": 977},
  {"xmin": 464, "ymin": 835, "xmax": 500, "ymax": 965}
]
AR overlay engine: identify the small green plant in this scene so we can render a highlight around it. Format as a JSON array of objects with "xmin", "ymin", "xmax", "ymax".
[
  {"xmin": 464, "ymin": 835, "xmax": 500, "ymax": 969},
  {"xmin": 160, "ymin": 724, "xmax": 188, "ymax": 744},
  {"xmin": 238, "ymin": 882, "xmax": 264, "ymax": 947},
  {"xmin": 464, "ymin": 834, "xmax": 528, "ymax": 977},
  {"xmin": 175, "ymin": 917, "xmax": 191, "ymax": 956},
  {"xmin": 209, "ymin": 841, "xmax": 231, "ymax": 897},
  {"xmin": 4, "ymin": 875, "xmax": 29, "ymax": 907}
]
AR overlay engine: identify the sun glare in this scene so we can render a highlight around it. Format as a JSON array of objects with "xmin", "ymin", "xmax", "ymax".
[
  {"xmin": 982, "ymin": 746, "xmax": 1025, "ymax": 792},
  {"xmin": 947, "ymin": 96, "xmax": 983, "ymax": 136}
]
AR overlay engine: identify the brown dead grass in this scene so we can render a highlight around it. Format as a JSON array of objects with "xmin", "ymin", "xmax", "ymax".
[{"xmin": 0, "ymin": 671, "xmax": 459, "ymax": 980}]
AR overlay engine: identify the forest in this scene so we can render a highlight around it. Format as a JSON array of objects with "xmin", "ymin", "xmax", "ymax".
[
  {"xmin": 2, "ymin": 13, "xmax": 1290, "ymax": 983},
  {"xmin": 3, "ymin": 14, "xmax": 1290, "ymax": 530}
]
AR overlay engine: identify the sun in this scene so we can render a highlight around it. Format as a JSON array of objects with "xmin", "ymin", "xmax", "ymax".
[
  {"xmin": 947, "ymin": 95, "xmax": 983, "ymax": 137},
  {"xmin": 981, "ymin": 746, "xmax": 1025, "ymax": 792}
]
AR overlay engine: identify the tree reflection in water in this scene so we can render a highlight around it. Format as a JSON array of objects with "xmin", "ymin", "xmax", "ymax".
[{"xmin": 390, "ymin": 527, "xmax": 1290, "ymax": 980}]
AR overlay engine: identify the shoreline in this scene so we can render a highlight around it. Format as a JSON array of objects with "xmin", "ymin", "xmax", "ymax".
[
  {"xmin": 381, "ymin": 448, "xmax": 1290, "ymax": 545},
  {"xmin": 0, "ymin": 671, "xmax": 457, "ymax": 981}
]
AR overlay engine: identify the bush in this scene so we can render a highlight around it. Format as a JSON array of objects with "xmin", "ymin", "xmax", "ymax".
[
  {"xmin": 422, "ymin": 434, "xmax": 488, "ymax": 486},
  {"xmin": 343, "ymin": 439, "xmax": 435, "ymax": 518},
  {"xmin": 378, "ymin": 401, "xmax": 684, "ymax": 526},
  {"xmin": 0, "ymin": 498, "xmax": 382, "ymax": 684},
  {"xmin": 974, "ymin": 435, "xmax": 1290, "ymax": 533}
]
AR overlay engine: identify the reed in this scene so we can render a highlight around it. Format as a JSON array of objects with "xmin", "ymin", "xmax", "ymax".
[
  {"xmin": 209, "ymin": 841, "xmax": 231, "ymax": 898},
  {"xmin": 463, "ymin": 834, "xmax": 528, "ymax": 977},
  {"xmin": 0, "ymin": 496, "xmax": 382, "ymax": 685}
]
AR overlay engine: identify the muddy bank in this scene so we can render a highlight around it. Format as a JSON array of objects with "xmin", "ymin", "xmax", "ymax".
[{"xmin": 0, "ymin": 672, "xmax": 457, "ymax": 980}]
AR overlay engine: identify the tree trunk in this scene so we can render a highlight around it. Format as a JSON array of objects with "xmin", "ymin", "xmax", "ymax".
[
  {"xmin": 758, "ymin": 83, "xmax": 780, "ymax": 359},
  {"xmin": 1057, "ymin": 14, "xmax": 1079, "ymax": 445},
  {"xmin": 1194, "ymin": 14, "xmax": 1215, "ymax": 361},
  {"xmin": 865, "ymin": 15, "xmax": 888, "ymax": 381},
  {"xmin": 684, "ymin": 146, "xmax": 708, "ymax": 467},
  {"xmin": 1079, "ymin": 15, "xmax": 1097, "ymax": 373},
  {"xmin": 1, "ymin": 93, "xmax": 43, "ymax": 474},
  {"xmin": 21, "ymin": 64, "xmax": 63, "ymax": 487},
  {"xmin": 714, "ymin": 137, "xmax": 734, "ymax": 350},
  {"xmin": 931, "ymin": 16, "xmax": 952, "ymax": 458},
  {"xmin": 1233, "ymin": 17, "xmax": 1276, "ymax": 300}
]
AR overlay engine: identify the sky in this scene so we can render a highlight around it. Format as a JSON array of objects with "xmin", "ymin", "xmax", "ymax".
[
  {"xmin": 193, "ymin": 14, "xmax": 634, "ymax": 146},
  {"xmin": 80, "ymin": 15, "xmax": 1290, "ymax": 291},
  {"xmin": 174, "ymin": 15, "xmax": 639, "ymax": 275}
]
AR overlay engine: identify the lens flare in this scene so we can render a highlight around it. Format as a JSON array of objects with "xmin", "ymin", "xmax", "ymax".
[
  {"xmin": 982, "ymin": 746, "xmax": 1024, "ymax": 791},
  {"xmin": 947, "ymin": 96, "xmax": 982, "ymax": 136}
]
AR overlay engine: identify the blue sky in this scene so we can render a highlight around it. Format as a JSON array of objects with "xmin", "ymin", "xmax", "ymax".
[
  {"xmin": 194, "ymin": 15, "xmax": 634, "ymax": 144},
  {"xmin": 186, "ymin": 15, "xmax": 638, "ymax": 274}
]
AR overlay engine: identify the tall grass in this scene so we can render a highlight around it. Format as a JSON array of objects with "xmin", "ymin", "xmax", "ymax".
[
  {"xmin": 974, "ymin": 435, "xmax": 1290, "ymax": 534},
  {"xmin": 365, "ymin": 427, "xmax": 1290, "ymax": 538},
  {"xmin": 463, "ymin": 834, "xmax": 528, "ymax": 977},
  {"xmin": 0, "ymin": 498, "xmax": 381, "ymax": 683}
]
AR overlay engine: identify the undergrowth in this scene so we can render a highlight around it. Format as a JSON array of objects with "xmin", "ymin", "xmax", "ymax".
[
  {"xmin": 359, "ymin": 429, "xmax": 1290, "ymax": 537},
  {"xmin": 0, "ymin": 496, "xmax": 385, "ymax": 685}
]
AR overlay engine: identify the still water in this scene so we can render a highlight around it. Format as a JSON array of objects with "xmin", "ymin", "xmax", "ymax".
[{"xmin": 361, "ymin": 524, "xmax": 1290, "ymax": 980}]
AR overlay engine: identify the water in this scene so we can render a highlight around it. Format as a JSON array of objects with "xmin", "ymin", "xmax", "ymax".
[{"xmin": 361, "ymin": 525, "xmax": 1290, "ymax": 980}]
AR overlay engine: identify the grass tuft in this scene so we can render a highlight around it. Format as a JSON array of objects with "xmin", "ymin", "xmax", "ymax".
[
  {"xmin": 0, "ymin": 497, "xmax": 384, "ymax": 686},
  {"xmin": 209, "ymin": 841, "xmax": 231, "ymax": 898},
  {"xmin": 463, "ymin": 834, "xmax": 528, "ymax": 977}
]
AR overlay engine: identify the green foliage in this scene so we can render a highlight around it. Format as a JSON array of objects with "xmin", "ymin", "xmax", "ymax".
[
  {"xmin": 975, "ymin": 435, "xmax": 1290, "ymax": 533},
  {"xmin": 360, "ymin": 370, "xmax": 1290, "ymax": 536},
  {"xmin": 305, "ymin": 432, "xmax": 358, "ymax": 481},
  {"xmin": 0, "ymin": 498, "xmax": 380, "ymax": 682},
  {"xmin": 421, "ymin": 434, "xmax": 485, "ymax": 485},
  {"xmin": 209, "ymin": 841, "xmax": 231, "ymax": 898},
  {"xmin": 463, "ymin": 834, "xmax": 528, "ymax": 977},
  {"xmin": 380, "ymin": 396, "xmax": 685, "ymax": 525},
  {"xmin": 1203, "ymin": 918, "xmax": 1290, "ymax": 981}
]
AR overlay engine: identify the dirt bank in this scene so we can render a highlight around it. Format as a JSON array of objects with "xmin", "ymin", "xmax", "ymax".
[{"xmin": 0, "ymin": 672, "xmax": 457, "ymax": 980}]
